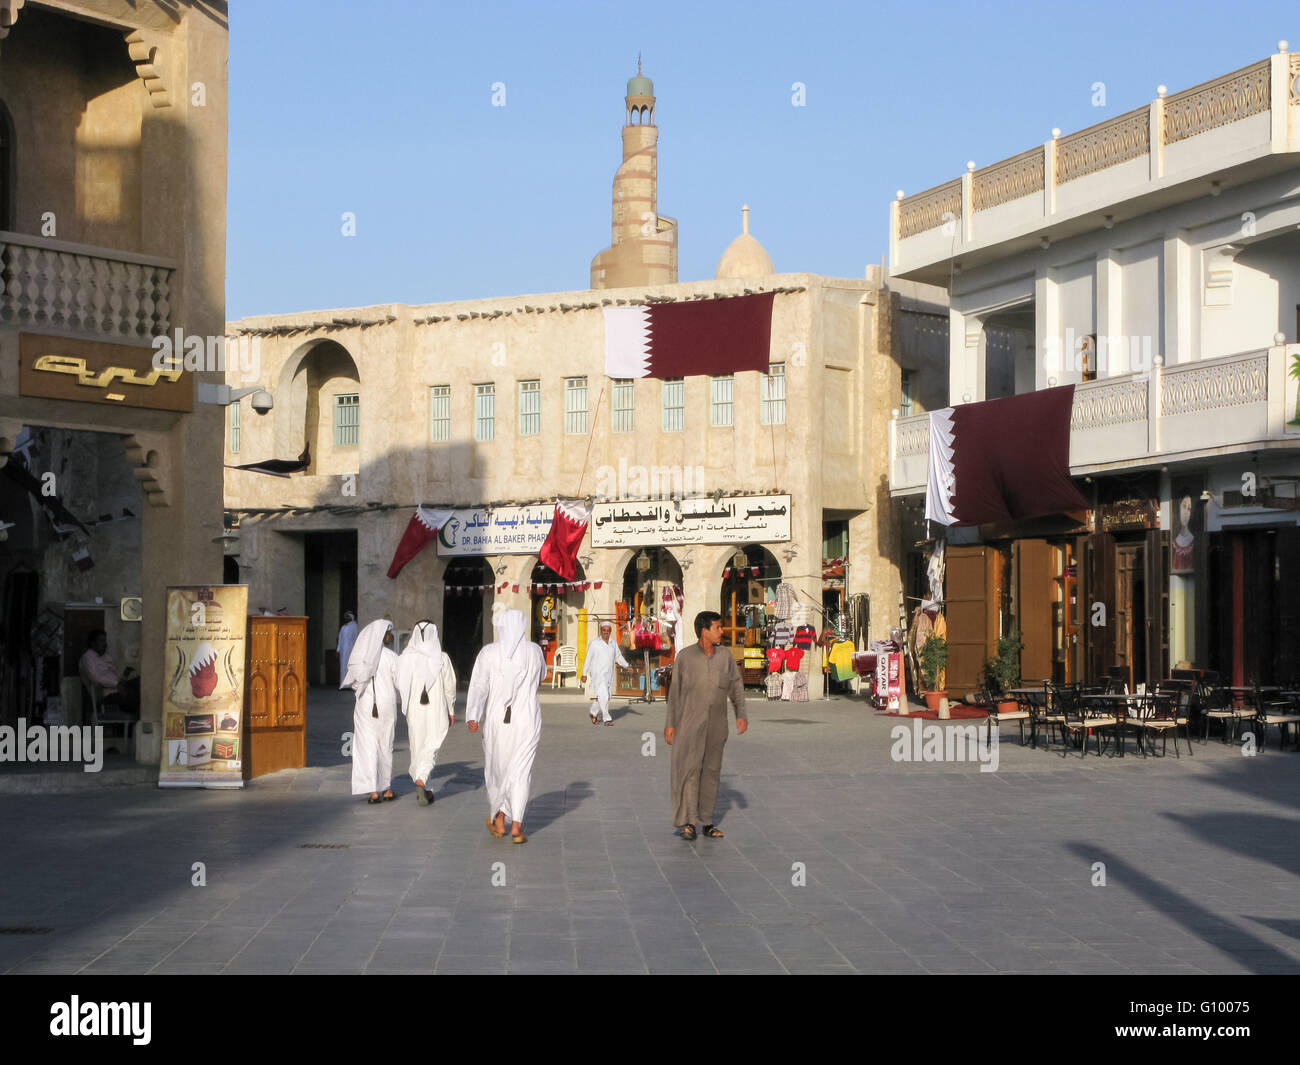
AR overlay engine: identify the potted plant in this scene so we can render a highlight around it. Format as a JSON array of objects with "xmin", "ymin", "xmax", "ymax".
[
  {"xmin": 919, "ymin": 634, "xmax": 947, "ymax": 711},
  {"xmin": 987, "ymin": 631, "xmax": 1024, "ymax": 714}
]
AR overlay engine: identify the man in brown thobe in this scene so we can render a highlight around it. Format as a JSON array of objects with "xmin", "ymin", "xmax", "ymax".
[{"xmin": 665, "ymin": 611, "xmax": 748, "ymax": 840}]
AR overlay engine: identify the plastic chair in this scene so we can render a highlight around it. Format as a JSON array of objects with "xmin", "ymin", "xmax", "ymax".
[{"xmin": 550, "ymin": 645, "xmax": 577, "ymax": 689}]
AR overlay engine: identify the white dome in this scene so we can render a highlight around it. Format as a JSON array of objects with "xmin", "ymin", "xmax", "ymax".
[{"xmin": 714, "ymin": 205, "xmax": 774, "ymax": 279}]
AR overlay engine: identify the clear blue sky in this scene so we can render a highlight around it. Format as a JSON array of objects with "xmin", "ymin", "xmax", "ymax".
[{"xmin": 227, "ymin": 0, "xmax": 1298, "ymax": 320}]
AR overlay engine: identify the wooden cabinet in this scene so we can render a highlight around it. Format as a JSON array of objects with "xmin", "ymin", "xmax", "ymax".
[{"xmin": 244, "ymin": 615, "xmax": 306, "ymax": 778}]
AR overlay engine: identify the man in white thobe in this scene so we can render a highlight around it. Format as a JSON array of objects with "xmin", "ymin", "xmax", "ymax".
[
  {"xmin": 466, "ymin": 609, "xmax": 544, "ymax": 844},
  {"xmin": 581, "ymin": 621, "xmax": 628, "ymax": 725},
  {"xmin": 337, "ymin": 611, "xmax": 358, "ymax": 680},
  {"xmin": 397, "ymin": 620, "xmax": 457, "ymax": 806},
  {"xmin": 342, "ymin": 619, "xmax": 400, "ymax": 803}
]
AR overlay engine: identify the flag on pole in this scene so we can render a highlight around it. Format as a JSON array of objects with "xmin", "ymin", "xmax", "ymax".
[
  {"xmin": 387, "ymin": 506, "xmax": 453, "ymax": 578},
  {"xmin": 603, "ymin": 292, "xmax": 775, "ymax": 379}
]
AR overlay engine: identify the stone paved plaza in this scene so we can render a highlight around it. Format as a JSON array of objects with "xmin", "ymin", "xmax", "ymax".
[{"xmin": 2, "ymin": 685, "xmax": 1298, "ymax": 975}]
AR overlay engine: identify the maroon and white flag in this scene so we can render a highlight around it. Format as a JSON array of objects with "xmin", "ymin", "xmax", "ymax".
[
  {"xmin": 539, "ymin": 499, "xmax": 591, "ymax": 580},
  {"xmin": 603, "ymin": 291, "xmax": 775, "ymax": 379},
  {"xmin": 926, "ymin": 385, "xmax": 1088, "ymax": 527},
  {"xmin": 387, "ymin": 506, "xmax": 454, "ymax": 578}
]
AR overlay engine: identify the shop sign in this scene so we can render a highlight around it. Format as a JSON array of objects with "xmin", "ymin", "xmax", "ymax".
[
  {"xmin": 591, "ymin": 494, "xmax": 791, "ymax": 548},
  {"xmin": 435, "ymin": 504, "xmax": 554, "ymax": 556},
  {"xmin": 19, "ymin": 333, "xmax": 194, "ymax": 412},
  {"xmin": 159, "ymin": 585, "xmax": 248, "ymax": 789},
  {"xmin": 1097, "ymin": 496, "xmax": 1156, "ymax": 532}
]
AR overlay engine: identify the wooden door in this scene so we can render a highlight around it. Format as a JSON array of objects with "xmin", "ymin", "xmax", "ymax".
[
  {"xmin": 1080, "ymin": 531, "xmax": 1117, "ymax": 684},
  {"xmin": 273, "ymin": 619, "xmax": 305, "ymax": 729},
  {"xmin": 245, "ymin": 617, "xmax": 275, "ymax": 729},
  {"xmin": 1016, "ymin": 539, "xmax": 1055, "ymax": 683},
  {"xmin": 945, "ymin": 545, "xmax": 1000, "ymax": 697}
]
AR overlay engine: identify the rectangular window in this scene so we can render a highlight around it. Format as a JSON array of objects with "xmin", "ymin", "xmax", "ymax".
[
  {"xmin": 710, "ymin": 375, "xmax": 734, "ymax": 427},
  {"xmin": 900, "ymin": 370, "xmax": 915, "ymax": 418},
  {"xmin": 228, "ymin": 401, "xmax": 241, "ymax": 454},
  {"xmin": 474, "ymin": 383, "xmax": 495, "ymax": 442},
  {"xmin": 564, "ymin": 376, "xmax": 589, "ymax": 435},
  {"xmin": 518, "ymin": 380, "xmax": 540, "ymax": 436},
  {"xmin": 430, "ymin": 385, "xmax": 451, "ymax": 442},
  {"xmin": 612, "ymin": 379, "xmax": 635, "ymax": 433},
  {"xmin": 761, "ymin": 363, "xmax": 786, "ymax": 425},
  {"xmin": 661, "ymin": 378, "xmax": 684, "ymax": 432},
  {"xmin": 334, "ymin": 393, "xmax": 359, "ymax": 446}
]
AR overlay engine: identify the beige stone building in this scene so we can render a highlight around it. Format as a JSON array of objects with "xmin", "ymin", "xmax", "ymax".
[
  {"xmin": 223, "ymin": 69, "xmax": 948, "ymax": 691},
  {"xmin": 0, "ymin": 1, "xmax": 228, "ymax": 763}
]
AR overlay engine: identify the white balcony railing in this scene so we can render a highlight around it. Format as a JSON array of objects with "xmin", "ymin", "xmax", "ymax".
[
  {"xmin": 892, "ymin": 50, "xmax": 1300, "ymax": 277},
  {"xmin": 889, "ymin": 343, "xmax": 1300, "ymax": 494},
  {"xmin": 0, "ymin": 230, "xmax": 176, "ymax": 340}
]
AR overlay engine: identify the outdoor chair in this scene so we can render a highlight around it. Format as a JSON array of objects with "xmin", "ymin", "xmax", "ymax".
[
  {"xmin": 1200, "ymin": 685, "xmax": 1246, "ymax": 744},
  {"xmin": 1133, "ymin": 691, "xmax": 1192, "ymax": 758},
  {"xmin": 82, "ymin": 680, "xmax": 135, "ymax": 755},
  {"xmin": 1032, "ymin": 682, "xmax": 1068, "ymax": 750},
  {"xmin": 1254, "ymin": 688, "xmax": 1300, "ymax": 752},
  {"xmin": 550, "ymin": 645, "xmax": 578, "ymax": 689},
  {"xmin": 980, "ymin": 686, "xmax": 1029, "ymax": 749},
  {"xmin": 1063, "ymin": 687, "xmax": 1118, "ymax": 757}
]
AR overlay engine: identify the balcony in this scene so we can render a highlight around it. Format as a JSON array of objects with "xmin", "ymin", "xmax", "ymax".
[
  {"xmin": 889, "ymin": 343, "xmax": 1300, "ymax": 493},
  {"xmin": 0, "ymin": 231, "xmax": 176, "ymax": 340},
  {"xmin": 891, "ymin": 50, "xmax": 1300, "ymax": 283}
]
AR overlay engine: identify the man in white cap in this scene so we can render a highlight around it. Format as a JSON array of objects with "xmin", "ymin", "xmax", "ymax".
[
  {"xmin": 336, "ymin": 610, "xmax": 358, "ymax": 681},
  {"xmin": 341, "ymin": 618, "xmax": 401, "ymax": 804},
  {"xmin": 465, "ymin": 608, "xmax": 544, "ymax": 843},
  {"xmin": 581, "ymin": 620, "xmax": 628, "ymax": 726},
  {"xmin": 397, "ymin": 619, "xmax": 457, "ymax": 806}
]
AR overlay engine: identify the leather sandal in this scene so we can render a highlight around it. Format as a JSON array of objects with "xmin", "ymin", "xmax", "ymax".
[
  {"xmin": 701, "ymin": 824, "xmax": 724, "ymax": 839},
  {"xmin": 680, "ymin": 824, "xmax": 697, "ymax": 841},
  {"xmin": 486, "ymin": 817, "xmax": 506, "ymax": 839}
]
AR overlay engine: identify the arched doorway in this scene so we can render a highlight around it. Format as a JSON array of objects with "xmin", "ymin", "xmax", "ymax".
[
  {"xmin": 528, "ymin": 559, "xmax": 586, "ymax": 680},
  {"xmin": 442, "ymin": 557, "xmax": 492, "ymax": 684},
  {"xmin": 617, "ymin": 547, "xmax": 684, "ymax": 698},
  {"xmin": 717, "ymin": 544, "xmax": 782, "ymax": 648}
]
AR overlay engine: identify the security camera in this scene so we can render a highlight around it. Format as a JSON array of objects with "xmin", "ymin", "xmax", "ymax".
[{"xmin": 250, "ymin": 390, "xmax": 274, "ymax": 415}]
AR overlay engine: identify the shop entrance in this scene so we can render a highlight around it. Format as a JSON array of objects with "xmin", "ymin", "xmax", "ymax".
[
  {"xmin": 529, "ymin": 559, "xmax": 586, "ymax": 683},
  {"xmin": 716, "ymin": 545, "xmax": 781, "ymax": 648},
  {"xmin": 1211, "ymin": 527, "xmax": 1300, "ymax": 686},
  {"xmin": 303, "ymin": 530, "xmax": 357, "ymax": 686},
  {"xmin": 617, "ymin": 548, "xmax": 684, "ymax": 698},
  {"xmin": 443, "ymin": 557, "xmax": 492, "ymax": 684}
]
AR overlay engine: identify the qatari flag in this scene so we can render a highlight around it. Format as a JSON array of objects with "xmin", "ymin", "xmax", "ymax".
[
  {"xmin": 387, "ymin": 506, "xmax": 454, "ymax": 579},
  {"xmin": 926, "ymin": 385, "xmax": 1088, "ymax": 527},
  {"xmin": 604, "ymin": 291, "xmax": 775, "ymax": 379},
  {"xmin": 539, "ymin": 499, "xmax": 591, "ymax": 580}
]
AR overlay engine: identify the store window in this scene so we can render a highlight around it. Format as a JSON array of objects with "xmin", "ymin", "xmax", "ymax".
[
  {"xmin": 900, "ymin": 370, "xmax": 915, "ymax": 417},
  {"xmin": 565, "ymin": 376, "xmax": 588, "ymax": 435},
  {"xmin": 474, "ymin": 383, "xmax": 495, "ymax": 442},
  {"xmin": 228, "ymin": 401, "xmax": 240, "ymax": 454},
  {"xmin": 518, "ymin": 380, "xmax": 540, "ymax": 436},
  {"xmin": 710, "ymin": 375, "xmax": 734, "ymax": 427},
  {"xmin": 612, "ymin": 379, "xmax": 635, "ymax": 433},
  {"xmin": 430, "ymin": 385, "xmax": 451, "ymax": 441},
  {"xmin": 661, "ymin": 378, "xmax": 684, "ymax": 432},
  {"xmin": 334, "ymin": 393, "xmax": 359, "ymax": 446},
  {"xmin": 761, "ymin": 364, "xmax": 786, "ymax": 425}
]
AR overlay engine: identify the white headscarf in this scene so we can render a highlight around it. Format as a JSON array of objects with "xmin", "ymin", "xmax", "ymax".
[
  {"xmin": 492, "ymin": 609, "xmax": 529, "ymax": 718},
  {"xmin": 397, "ymin": 620, "xmax": 444, "ymax": 714},
  {"xmin": 340, "ymin": 619, "xmax": 393, "ymax": 691}
]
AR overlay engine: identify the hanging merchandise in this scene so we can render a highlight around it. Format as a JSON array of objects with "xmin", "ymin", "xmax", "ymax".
[
  {"xmin": 774, "ymin": 582, "xmax": 796, "ymax": 620},
  {"xmin": 766, "ymin": 647, "xmax": 784, "ymax": 672},
  {"xmin": 791, "ymin": 672, "xmax": 809, "ymax": 702},
  {"xmin": 765, "ymin": 672, "xmax": 783, "ymax": 700}
]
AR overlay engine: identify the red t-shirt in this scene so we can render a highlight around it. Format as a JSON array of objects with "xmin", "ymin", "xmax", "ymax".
[{"xmin": 766, "ymin": 648, "xmax": 785, "ymax": 672}]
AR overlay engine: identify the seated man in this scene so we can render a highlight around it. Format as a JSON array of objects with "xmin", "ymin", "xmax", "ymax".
[{"xmin": 78, "ymin": 629, "xmax": 140, "ymax": 718}]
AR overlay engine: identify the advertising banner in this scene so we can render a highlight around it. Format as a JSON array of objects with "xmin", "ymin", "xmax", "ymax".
[
  {"xmin": 591, "ymin": 494, "xmax": 791, "ymax": 548},
  {"xmin": 434, "ymin": 505, "xmax": 555, "ymax": 556},
  {"xmin": 158, "ymin": 585, "xmax": 248, "ymax": 789}
]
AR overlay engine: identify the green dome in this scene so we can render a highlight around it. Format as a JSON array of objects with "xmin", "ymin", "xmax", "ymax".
[{"xmin": 626, "ymin": 73, "xmax": 653, "ymax": 97}]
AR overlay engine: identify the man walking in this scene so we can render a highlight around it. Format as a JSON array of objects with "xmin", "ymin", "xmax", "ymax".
[
  {"xmin": 581, "ymin": 620, "xmax": 628, "ymax": 725},
  {"xmin": 343, "ymin": 619, "xmax": 401, "ymax": 804},
  {"xmin": 664, "ymin": 611, "xmax": 747, "ymax": 840},
  {"xmin": 397, "ymin": 620, "xmax": 457, "ymax": 806},
  {"xmin": 466, "ymin": 609, "xmax": 544, "ymax": 844}
]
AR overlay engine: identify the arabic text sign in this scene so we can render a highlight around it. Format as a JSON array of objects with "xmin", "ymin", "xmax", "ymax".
[
  {"xmin": 591, "ymin": 494, "xmax": 791, "ymax": 548},
  {"xmin": 435, "ymin": 504, "xmax": 555, "ymax": 556},
  {"xmin": 159, "ymin": 585, "xmax": 248, "ymax": 790},
  {"xmin": 19, "ymin": 333, "xmax": 194, "ymax": 411}
]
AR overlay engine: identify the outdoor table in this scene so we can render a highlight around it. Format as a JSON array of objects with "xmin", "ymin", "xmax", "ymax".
[{"xmin": 1005, "ymin": 687, "xmax": 1048, "ymax": 747}]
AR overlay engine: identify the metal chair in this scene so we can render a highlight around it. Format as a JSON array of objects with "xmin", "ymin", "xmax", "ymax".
[
  {"xmin": 1133, "ymin": 691, "xmax": 1191, "ymax": 758},
  {"xmin": 1254, "ymin": 688, "xmax": 1300, "ymax": 751},
  {"xmin": 1063, "ymin": 687, "xmax": 1118, "ymax": 757},
  {"xmin": 980, "ymin": 686, "xmax": 1029, "ymax": 748},
  {"xmin": 1031, "ymin": 682, "xmax": 1067, "ymax": 750},
  {"xmin": 550, "ymin": 645, "xmax": 578, "ymax": 689}
]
